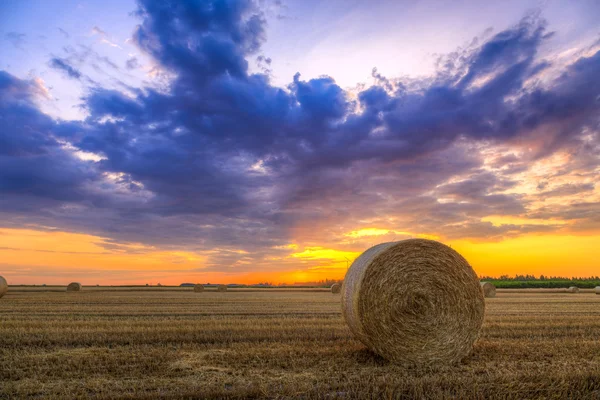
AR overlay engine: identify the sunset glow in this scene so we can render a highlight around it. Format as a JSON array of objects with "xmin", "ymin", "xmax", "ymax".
[{"xmin": 2, "ymin": 226, "xmax": 599, "ymax": 285}]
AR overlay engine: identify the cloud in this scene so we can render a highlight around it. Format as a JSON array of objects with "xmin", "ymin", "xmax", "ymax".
[
  {"xmin": 57, "ymin": 27, "xmax": 70, "ymax": 39},
  {"xmin": 0, "ymin": 1, "xmax": 599, "ymax": 273},
  {"xmin": 126, "ymin": 57, "xmax": 140, "ymax": 70},
  {"xmin": 0, "ymin": 71, "xmax": 100, "ymax": 212},
  {"xmin": 91, "ymin": 25, "xmax": 123, "ymax": 49},
  {"xmin": 100, "ymin": 38, "xmax": 123, "ymax": 49},
  {"xmin": 132, "ymin": 0, "xmax": 265, "ymax": 81},
  {"xmin": 257, "ymin": 55, "xmax": 272, "ymax": 65},
  {"xmin": 537, "ymin": 183, "xmax": 595, "ymax": 198},
  {"xmin": 51, "ymin": 45, "xmax": 122, "ymax": 82},
  {"xmin": 99, "ymin": 56, "xmax": 119, "ymax": 70},
  {"xmin": 4, "ymin": 32, "xmax": 26, "ymax": 49},
  {"xmin": 92, "ymin": 26, "xmax": 107, "ymax": 36},
  {"xmin": 49, "ymin": 57, "xmax": 82, "ymax": 79}
]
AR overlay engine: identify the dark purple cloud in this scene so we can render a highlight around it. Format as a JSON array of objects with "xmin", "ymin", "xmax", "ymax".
[
  {"xmin": 0, "ymin": 71, "xmax": 99, "ymax": 212},
  {"xmin": 0, "ymin": 0, "xmax": 599, "ymax": 270},
  {"xmin": 49, "ymin": 57, "xmax": 82, "ymax": 80}
]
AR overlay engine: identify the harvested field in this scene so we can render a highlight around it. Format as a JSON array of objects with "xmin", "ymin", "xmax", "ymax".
[{"xmin": 1, "ymin": 288, "xmax": 600, "ymax": 399}]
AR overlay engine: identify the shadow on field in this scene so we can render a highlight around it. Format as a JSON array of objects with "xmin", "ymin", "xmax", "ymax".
[{"xmin": 349, "ymin": 348, "xmax": 389, "ymax": 366}]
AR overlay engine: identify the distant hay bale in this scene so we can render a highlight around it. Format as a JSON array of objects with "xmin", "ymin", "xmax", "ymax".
[
  {"xmin": 0, "ymin": 276, "xmax": 7, "ymax": 299},
  {"xmin": 331, "ymin": 283, "xmax": 341, "ymax": 294},
  {"xmin": 342, "ymin": 239, "xmax": 484, "ymax": 366},
  {"xmin": 567, "ymin": 286, "xmax": 579, "ymax": 293},
  {"xmin": 194, "ymin": 284, "xmax": 205, "ymax": 293},
  {"xmin": 66, "ymin": 282, "xmax": 82, "ymax": 292},
  {"xmin": 217, "ymin": 284, "xmax": 227, "ymax": 292},
  {"xmin": 480, "ymin": 281, "xmax": 496, "ymax": 298},
  {"xmin": 596, "ymin": 286, "xmax": 600, "ymax": 295}
]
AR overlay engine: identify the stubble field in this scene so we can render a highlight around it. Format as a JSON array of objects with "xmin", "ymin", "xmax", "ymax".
[{"xmin": 1, "ymin": 288, "xmax": 600, "ymax": 399}]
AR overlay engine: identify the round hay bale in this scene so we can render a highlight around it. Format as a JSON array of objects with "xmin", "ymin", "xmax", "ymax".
[
  {"xmin": 66, "ymin": 282, "xmax": 82, "ymax": 292},
  {"xmin": 341, "ymin": 239, "xmax": 484, "ymax": 366},
  {"xmin": 596, "ymin": 286, "xmax": 600, "ymax": 295},
  {"xmin": 217, "ymin": 284, "xmax": 227, "ymax": 292},
  {"xmin": 567, "ymin": 286, "xmax": 579, "ymax": 293},
  {"xmin": 194, "ymin": 284, "xmax": 205, "ymax": 293},
  {"xmin": 480, "ymin": 281, "xmax": 496, "ymax": 298},
  {"xmin": 0, "ymin": 276, "xmax": 7, "ymax": 299},
  {"xmin": 331, "ymin": 283, "xmax": 341, "ymax": 294}
]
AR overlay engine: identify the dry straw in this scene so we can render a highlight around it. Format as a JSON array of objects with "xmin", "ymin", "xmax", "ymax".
[
  {"xmin": 567, "ymin": 286, "xmax": 579, "ymax": 293},
  {"xmin": 0, "ymin": 276, "xmax": 7, "ymax": 299},
  {"xmin": 194, "ymin": 284, "xmax": 205, "ymax": 293},
  {"xmin": 67, "ymin": 282, "xmax": 82, "ymax": 292},
  {"xmin": 480, "ymin": 281, "xmax": 496, "ymax": 298},
  {"xmin": 342, "ymin": 239, "xmax": 485, "ymax": 366},
  {"xmin": 217, "ymin": 284, "xmax": 227, "ymax": 292},
  {"xmin": 331, "ymin": 283, "xmax": 341, "ymax": 294}
]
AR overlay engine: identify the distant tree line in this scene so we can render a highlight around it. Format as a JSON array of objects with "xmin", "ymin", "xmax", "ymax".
[
  {"xmin": 480, "ymin": 275, "xmax": 600, "ymax": 289},
  {"xmin": 177, "ymin": 279, "xmax": 344, "ymax": 288}
]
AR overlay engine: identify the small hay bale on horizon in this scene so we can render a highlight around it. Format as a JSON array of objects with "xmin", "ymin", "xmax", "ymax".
[
  {"xmin": 480, "ymin": 281, "xmax": 496, "ymax": 298},
  {"xmin": 0, "ymin": 276, "xmax": 7, "ymax": 299},
  {"xmin": 330, "ymin": 283, "xmax": 341, "ymax": 294},
  {"xmin": 567, "ymin": 286, "xmax": 580, "ymax": 293},
  {"xmin": 596, "ymin": 286, "xmax": 600, "ymax": 295},
  {"xmin": 217, "ymin": 284, "xmax": 227, "ymax": 292},
  {"xmin": 67, "ymin": 282, "xmax": 82, "ymax": 292},
  {"xmin": 194, "ymin": 284, "xmax": 205, "ymax": 292},
  {"xmin": 342, "ymin": 239, "xmax": 484, "ymax": 367}
]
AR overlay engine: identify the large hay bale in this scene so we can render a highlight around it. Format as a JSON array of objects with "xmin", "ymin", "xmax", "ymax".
[
  {"xmin": 567, "ymin": 286, "xmax": 579, "ymax": 293},
  {"xmin": 595, "ymin": 286, "xmax": 600, "ymax": 295},
  {"xmin": 480, "ymin": 281, "xmax": 496, "ymax": 298},
  {"xmin": 342, "ymin": 239, "xmax": 484, "ymax": 366},
  {"xmin": 66, "ymin": 282, "xmax": 82, "ymax": 292},
  {"xmin": 0, "ymin": 276, "xmax": 7, "ymax": 299},
  {"xmin": 217, "ymin": 284, "xmax": 227, "ymax": 292},
  {"xmin": 194, "ymin": 284, "xmax": 205, "ymax": 293},
  {"xmin": 331, "ymin": 283, "xmax": 341, "ymax": 294}
]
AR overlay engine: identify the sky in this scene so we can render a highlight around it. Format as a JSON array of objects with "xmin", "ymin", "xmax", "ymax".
[{"xmin": 1, "ymin": 0, "xmax": 599, "ymax": 285}]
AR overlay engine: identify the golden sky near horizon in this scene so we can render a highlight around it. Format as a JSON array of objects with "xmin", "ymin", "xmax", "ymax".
[{"xmin": 1, "ymin": 227, "xmax": 599, "ymax": 285}]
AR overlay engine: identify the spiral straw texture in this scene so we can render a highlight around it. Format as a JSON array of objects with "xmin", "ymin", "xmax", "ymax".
[
  {"xmin": 67, "ymin": 282, "xmax": 82, "ymax": 292},
  {"xmin": 194, "ymin": 284, "xmax": 205, "ymax": 292},
  {"xmin": 341, "ymin": 239, "xmax": 485, "ymax": 366},
  {"xmin": 480, "ymin": 281, "xmax": 496, "ymax": 298},
  {"xmin": 331, "ymin": 283, "xmax": 341, "ymax": 294},
  {"xmin": 0, "ymin": 276, "xmax": 7, "ymax": 299}
]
